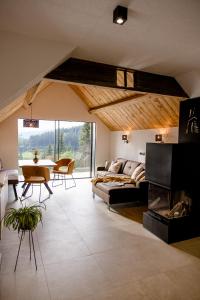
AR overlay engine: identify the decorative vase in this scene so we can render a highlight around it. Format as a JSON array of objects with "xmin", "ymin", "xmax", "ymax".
[{"xmin": 33, "ymin": 154, "xmax": 39, "ymax": 164}]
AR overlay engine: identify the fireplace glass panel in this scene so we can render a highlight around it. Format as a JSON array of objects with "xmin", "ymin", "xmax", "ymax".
[{"xmin": 148, "ymin": 184, "xmax": 192, "ymax": 219}]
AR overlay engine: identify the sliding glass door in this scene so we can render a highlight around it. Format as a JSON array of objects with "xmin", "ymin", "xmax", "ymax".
[{"xmin": 18, "ymin": 119, "xmax": 96, "ymax": 178}]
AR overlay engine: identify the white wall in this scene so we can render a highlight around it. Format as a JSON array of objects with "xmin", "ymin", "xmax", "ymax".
[
  {"xmin": 0, "ymin": 82, "xmax": 110, "ymax": 169},
  {"xmin": 0, "ymin": 31, "xmax": 75, "ymax": 109},
  {"xmin": 176, "ymin": 71, "xmax": 200, "ymax": 98},
  {"xmin": 110, "ymin": 127, "xmax": 178, "ymax": 163}
]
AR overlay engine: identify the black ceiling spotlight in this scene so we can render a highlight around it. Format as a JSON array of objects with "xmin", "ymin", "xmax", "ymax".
[{"xmin": 113, "ymin": 5, "xmax": 128, "ymax": 25}]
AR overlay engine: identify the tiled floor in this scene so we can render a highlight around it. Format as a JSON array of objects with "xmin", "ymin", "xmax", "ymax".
[{"xmin": 0, "ymin": 179, "xmax": 200, "ymax": 300}]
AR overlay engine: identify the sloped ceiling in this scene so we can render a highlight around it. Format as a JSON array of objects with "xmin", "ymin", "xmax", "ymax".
[
  {"xmin": 0, "ymin": 1, "xmax": 198, "ymax": 127},
  {"xmin": 69, "ymin": 84, "xmax": 184, "ymax": 131},
  {"xmin": 0, "ymin": 0, "xmax": 200, "ymax": 76},
  {"xmin": 0, "ymin": 79, "xmax": 185, "ymax": 131}
]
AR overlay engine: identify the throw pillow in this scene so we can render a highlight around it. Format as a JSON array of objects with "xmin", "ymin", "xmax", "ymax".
[
  {"xmin": 131, "ymin": 164, "xmax": 144, "ymax": 180},
  {"xmin": 135, "ymin": 170, "xmax": 145, "ymax": 182},
  {"xmin": 108, "ymin": 161, "xmax": 122, "ymax": 173},
  {"xmin": 139, "ymin": 176, "xmax": 145, "ymax": 182},
  {"xmin": 104, "ymin": 160, "xmax": 111, "ymax": 171}
]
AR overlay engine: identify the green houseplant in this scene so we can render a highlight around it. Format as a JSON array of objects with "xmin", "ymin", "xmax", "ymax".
[
  {"xmin": 1, "ymin": 203, "xmax": 44, "ymax": 271},
  {"xmin": 2, "ymin": 204, "xmax": 43, "ymax": 233}
]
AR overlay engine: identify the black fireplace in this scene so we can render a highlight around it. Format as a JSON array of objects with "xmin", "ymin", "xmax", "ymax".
[{"xmin": 143, "ymin": 142, "xmax": 200, "ymax": 243}]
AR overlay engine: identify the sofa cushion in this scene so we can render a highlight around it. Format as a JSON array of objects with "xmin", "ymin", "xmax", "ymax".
[
  {"xmin": 96, "ymin": 182, "xmax": 137, "ymax": 195},
  {"xmin": 131, "ymin": 164, "xmax": 144, "ymax": 180},
  {"xmin": 123, "ymin": 160, "xmax": 140, "ymax": 176},
  {"xmin": 116, "ymin": 158, "xmax": 128, "ymax": 173},
  {"xmin": 135, "ymin": 170, "xmax": 145, "ymax": 182},
  {"xmin": 104, "ymin": 160, "xmax": 111, "ymax": 171},
  {"xmin": 108, "ymin": 161, "xmax": 122, "ymax": 173}
]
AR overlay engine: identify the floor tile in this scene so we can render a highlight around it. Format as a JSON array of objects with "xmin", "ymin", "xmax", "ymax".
[{"xmin": 1, "ymin": 179, "xmax": 200, "ymax": 300}]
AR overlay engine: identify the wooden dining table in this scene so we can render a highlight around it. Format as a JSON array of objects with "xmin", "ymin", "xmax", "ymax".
[{"xmin": 18, "ymin": 159, "xmax": 57, "ymax": 167}]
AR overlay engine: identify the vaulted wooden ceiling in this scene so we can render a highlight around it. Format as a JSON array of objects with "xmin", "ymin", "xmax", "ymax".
[
  {"xmin": 69, "ymin": 83, "xmax": 185, "ymax": 131},
  {"xmin": 0, "ymin": 79, "xmax": 185, "ymax": 131},
  {"xmin": 45, "ymin": 57, "xmax": 187, "ymax": 131},
  {"xmin": 0, "ymin": 57, "xmax": 186, "ymax": 130}
]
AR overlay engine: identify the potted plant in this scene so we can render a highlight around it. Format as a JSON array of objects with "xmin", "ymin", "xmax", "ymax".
[
  {"xmin": 1, "ymin": 203, "xmax": 44, "ymax": 271},
  {"xmin": 2, "ymin": 203, "xmax": 43, "ymax": 233}
]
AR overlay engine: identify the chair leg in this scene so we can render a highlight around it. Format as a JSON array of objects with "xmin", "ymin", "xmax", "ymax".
[
  {"xmin": 38, "ymin": 183, "xmax": 51, "ymax": 204},
  {"xmin": 13, "ymin": 184, "xmax": 18, "ymax": 201},
  {"xmin": 20, "ymin": 184, "xmax": 33, "ymax": 202},
  {"xmin": 72, "ymin": 174, "xmax": 76, "ymax": 187},
  {"xmin": 64, "ymin": 174, "xmax": 76, "ymax": 190},
  {"xmin": 38, "ymin": 184, "xmax": 42, "ymax": 203},
  {"xmin": 52, "ymin": 173, "xmax": 64, "ymax": 187},
  {"xmin": 44, "ymin": 182, "xmax": 53, "ymax": 194},
  {"xmin": 22, "ymin": 183, "xmax": 31, "ymax": 197}
]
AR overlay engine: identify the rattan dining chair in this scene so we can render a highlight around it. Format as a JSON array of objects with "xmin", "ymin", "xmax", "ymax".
[
  {"xmin": 21, "ymin": 166, "xmax": 52, "ymax": 203},
  {"xmin": 52, "ymin": 158, "xmax": 76, "ymax": 189}
]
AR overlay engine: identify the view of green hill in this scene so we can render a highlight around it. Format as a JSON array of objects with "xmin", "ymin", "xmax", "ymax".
[{"xmin": 18, "ymin": 123, "xmax": 92, "ymax": 172}]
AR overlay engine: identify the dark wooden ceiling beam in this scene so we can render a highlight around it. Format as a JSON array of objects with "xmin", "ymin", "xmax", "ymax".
[
  {"xmin": 46, "ymin": 58, "xmax": 188, "ymax": 97},
  {"xmin": 88, "ymin": 93, "xmax": 146, "ymax": 113}
]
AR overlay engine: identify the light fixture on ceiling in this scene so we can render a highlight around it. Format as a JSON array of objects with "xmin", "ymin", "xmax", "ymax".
[
  {"xmin": 113, "ymin": 5, "xmax": 128, "ymax": 25},
  {"xmin": 23, "ymin": 103, "xmax": 39, "ymax": 128}
]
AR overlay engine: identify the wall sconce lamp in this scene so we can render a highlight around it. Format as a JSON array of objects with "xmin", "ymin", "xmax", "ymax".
[
  {"xmin": 23, "ymin": 103, "xmax": 39, "ymax": 128},
  {"xmin": 122, "ymin": 134, "xmax": 128, "ymax": 143},
  {"xmin": 155, "ymin": 134, "xmax": 162, "ymax": 142},
  {"xmin": 113, "ymin": 5, "xmax": 128, "ymax": 25}
]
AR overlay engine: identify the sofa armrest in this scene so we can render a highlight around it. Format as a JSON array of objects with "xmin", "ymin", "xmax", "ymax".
[
  {"xmin": 136, "ymin": 180, "xmax": 149, "ymax": 190},
  {"xmin": 97, "ymin": 166, "xmax": 106, "ymax": 171}
]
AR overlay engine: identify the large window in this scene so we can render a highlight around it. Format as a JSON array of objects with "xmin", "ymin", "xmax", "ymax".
[{"xmin": 18, "ymin": 119, "xmax": 96, "ymax": 178}]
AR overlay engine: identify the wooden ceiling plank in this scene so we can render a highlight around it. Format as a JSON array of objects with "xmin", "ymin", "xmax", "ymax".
[
  {"xmin": 152, "ymin": 97, "xmax": 175, "ymax": 124},
  {"xmin": 130, "ymin": 101, "xmax": 162, "ymax": 128},
  {"xmin": 120, "ymin": 106, "xmax": 140, "ymax": 130},
  {"xmin": 89, "ymin": 93, "xmax": 146, "ymax": 113},
  {"xmin": 97, "ymin": 111, "xmax": 118, "ymax": 130},
  {"xmin": 163, "ymin": 96, "xmax": 181, "ymax": 117},
  {"xmin": 81, "ymin": 86, "xmax": 102, "ymax": 106},
  {"xmin": 120, "ymin": 106, "xmax": 143, "ymax": 130},
  {"xmin": 152, "ymin": 97, "xmax": 177, "ymax": 125},
  {"xmin": 141, "ymin": 101, "xmax": 165, "ymax": 128},
  {"xmin": 131, "ymin": 105, "xmax": 153, "ymax": 129},
  {"xmin": 130, "ymin": 103, "xmax": 155, "ymax": 126}
]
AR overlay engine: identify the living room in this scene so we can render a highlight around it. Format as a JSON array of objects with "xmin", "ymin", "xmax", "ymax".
[{"xmin": 0, "ymin": 1, "xmax": 200, "ymax": 299}]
